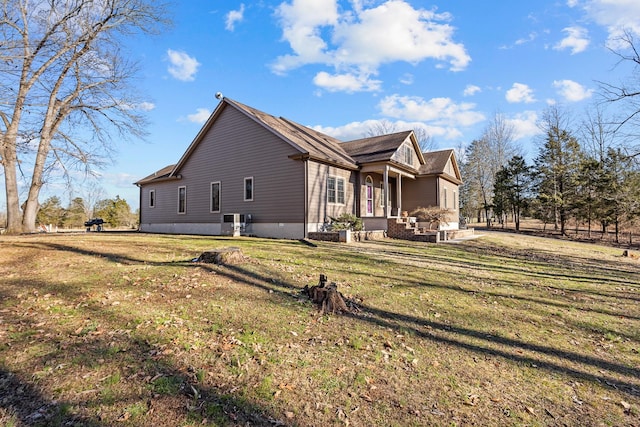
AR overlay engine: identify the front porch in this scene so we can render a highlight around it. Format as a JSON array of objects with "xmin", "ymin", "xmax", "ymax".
[{"xmin": 309, "ymin": 217, "xmax": 474, "ymax": 243}]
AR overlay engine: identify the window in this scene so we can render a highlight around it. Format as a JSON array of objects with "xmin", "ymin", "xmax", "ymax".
[
  {"xmin": 149, "ymin": 189, "xmax": 155, "ymax": 208},
  {"xmin": 327, "ymin": 176, "xmax": 345, "ymax": 204},
  {"xmin": 210, "ymin": 182, "xmax": 220, "ymax": 212},
  {"xmin": 453, "ymin": 190, "xmax": 457, "ymax": 210},
  {"xmin": 178, "ymin": 186, "xmax": 186, "ymax": 214},
  {"xmin": 244, "ymin": 177, "xmax": 253, "ymax": 201},
  {"xmin": 404, "ymin": 144, "xmax": 413, "ymax": 165},
  {"xmin": 443, "ymin": 188, "xmax": 448, "ymax": 209}
]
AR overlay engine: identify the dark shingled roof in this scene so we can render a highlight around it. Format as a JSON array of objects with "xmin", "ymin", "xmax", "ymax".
[
  {"xmin": 227, "ymin": 99, "xmax": 357, "ymax": 168},
  {"xmin": 341, "ymin": 131, "xmax": 413, "ymax": 163},
  {"xmin": 419, "ymin": 149, "xmax": 461, "ymax": 183},
  {"xmin": 135, "ymin": 164, "xmax": 175, "ymax": 185},
  {"xmin": 136, "ymin": 100, "xmax": 460, "ymax": 186}
]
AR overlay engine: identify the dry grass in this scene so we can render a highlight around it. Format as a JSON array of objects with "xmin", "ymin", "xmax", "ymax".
[{"xmin": 0, "ymin": 231, "xmax": 638, "ymax": 426}]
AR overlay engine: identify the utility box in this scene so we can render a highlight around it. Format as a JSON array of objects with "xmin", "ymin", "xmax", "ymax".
[{"xmin": 222, "ymin": 213, "xmax": 242, "ymax": 237}]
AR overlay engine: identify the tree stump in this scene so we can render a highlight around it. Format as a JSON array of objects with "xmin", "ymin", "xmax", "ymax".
[
  {"xmin": 303, "ymin": 274, "xmax": 350, "ymax": 314},
  {"xmin": 197, "ymin": 247, "xmax": 245, "ymax": 265}
]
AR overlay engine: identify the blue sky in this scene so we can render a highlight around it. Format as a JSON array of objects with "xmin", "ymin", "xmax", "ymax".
[{"xmin": 23, "ymin": 0, "xmax": 640, "ymax": 211}]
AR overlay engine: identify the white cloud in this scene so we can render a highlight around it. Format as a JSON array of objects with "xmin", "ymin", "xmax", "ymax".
[
  {"xmin": 225, "ymin": 4, "xmax": 245, "ymax": 31},
  {"xmin": 554, "ymin": 26, "xmax": 589, "ymax": 54},
  {"xmin": 515, "ymin": 32, "xmax": 538, "ymax": 46},
  {"xmin": 378, "ymin": 94, "xmax": 485, "ymax": 128},
  {"xmin": 463, "ymin": 84, "xmax": 481, "ymax": 96},
  {"xmin": 505, "ymin": 111, "xmax": 541, "ymax": 141},
  {"xmin": 313, "ymin": 71, "xmax": 381, "ymax": 92},
  {"xmin": 553, "ymin": 79, "xmax": 594, "ymax": 101},
  {"xmin": 579, "ymin": 0, "xmax": 640, "ymax": 46},
  {"xmin": 167, "ymin": 49, "xmax": 200, "ymax": 81},
  {"xmin": 506, "ymin": 83, "xmax": 536, "ymax": 103},
  {"xmin": 399, "ymin": 73, "xmax": 414, "ymax": 85},
  {"xmin": 313, "ymin": 119, "xmax": 463, "ymax": 142},
  {"xmin": 136, "ymin": 101, "xmax": 156, "ymax": 111},
  {"xmin": 187, "ymin": 108, "xmax": 211, "ymax": 124},
  {"xmin": 309, "ymin": 94, "xmax": 485, "ymax": 142},
  {"xmin": 272, "ymin": 0, "xmax": 470, "ymax": 92}
]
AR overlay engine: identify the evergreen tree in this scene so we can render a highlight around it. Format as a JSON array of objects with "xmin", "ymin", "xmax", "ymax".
[
  {"xmin": 94, "ymin": 196, "xmax": 134, "ymax": 228},
  {"xmin": 601, "ymin": 149, "xmax": 640, "ymax": 242},
  {"xmin": 36, "ymin": 196, "xmax": 65, "ymax": 228},
  {"xmin": 533, "ymin": 125, "xmax": 582, "ymax": 234},
  {"xmin": 62, "ymin": 197, "xmax": 87, "ymax": 229},
  {"xmin": 492, "ymin": 156, "xmax": 532, "ymax": 231}
]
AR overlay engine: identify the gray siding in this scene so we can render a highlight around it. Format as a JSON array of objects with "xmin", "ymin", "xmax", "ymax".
[
  {"xmin": 307, "ymin": 161, "xmax": 356, "ymax": 224},
  {"xmin": 403, "ymin": 176, "xmax": 459, "ymax": 221},
  {"xmin": 140, "ymin": 106, "xmax": 305, "ymax": 226},
  {"xmin": 402, "ymin": 176, "xmax": 438, "ymax": 213}
]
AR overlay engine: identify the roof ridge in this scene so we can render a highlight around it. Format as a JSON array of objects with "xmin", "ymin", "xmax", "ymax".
[{"xmin": 279, "ymin": 117, "xmax": 356, "ymax": 165}]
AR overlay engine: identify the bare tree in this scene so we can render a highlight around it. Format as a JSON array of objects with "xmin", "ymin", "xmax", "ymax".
[
  {"xmin": 598, "ymin": 29, "xmax": 640, "ymax": 155},
  {"xmin": 0, "ymin": 0, "xmax": 169, "ymax": 234},
  {"xmin": 365, "ymin": 120, "xmax": 435, "ymax": 152},
  {"xmin": 580, "ymin": 104, "xmax": 619, "ymax": 163},
  {"xmin": 365, "ymin": 119, "xmax": 398, "ymax": 137},
  {"xmin": 460, "ymin": 112, "xmax": 519, "ymax": 226}
]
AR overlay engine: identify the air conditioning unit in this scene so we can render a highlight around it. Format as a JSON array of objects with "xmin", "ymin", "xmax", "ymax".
[{"xmin": 222, "ymin": 213, "xmax": 242, "ymax": 237}]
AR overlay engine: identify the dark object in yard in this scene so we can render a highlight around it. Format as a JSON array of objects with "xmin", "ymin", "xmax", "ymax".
[
  {"xmin": 84, "ymin": 218, "xmax": 104, "ymax": 232},
  {"xmin": 196, "ymin": 247, "xmax": 245, "ymax": 264},
  {"xmin": 303, "ymin": 274, "xmax": 351, "ymax": 314}
]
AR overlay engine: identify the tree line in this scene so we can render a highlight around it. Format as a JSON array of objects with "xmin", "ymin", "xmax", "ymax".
[
  {"xmin": 460, "ymin": 105, "xmax": 640, "ymax": 243},
  {"xmin": 36, "ymin": 195, "xmax": 137, "ymax": 230}
]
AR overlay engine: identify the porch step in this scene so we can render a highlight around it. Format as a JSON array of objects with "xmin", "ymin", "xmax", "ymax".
[{"xmin": 386, "ymin": 217, "xmax": 470, "ymax": 243}]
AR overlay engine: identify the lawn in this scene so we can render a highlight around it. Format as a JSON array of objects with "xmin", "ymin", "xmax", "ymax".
[{"xmin": 0, "ymin": 231, "xmax": 638, "ymax": 426}]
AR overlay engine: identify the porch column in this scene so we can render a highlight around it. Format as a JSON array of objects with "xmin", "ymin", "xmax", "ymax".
[
  {"xmin": 396, "ymin": 174, "xmax": 402, "ymax": 216},
  {"xmin": 383, "ymin": 165, "xmax": 389, "ymax": 218}
]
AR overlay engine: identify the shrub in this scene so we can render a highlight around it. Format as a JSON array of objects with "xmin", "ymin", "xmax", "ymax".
[
  {"xmin": 329, "ymin": 213, "xmax": 364, "ymax": 231},
  {"xmin": 409, "ymin": 206, "xmax": 451, "ymax": 229}
]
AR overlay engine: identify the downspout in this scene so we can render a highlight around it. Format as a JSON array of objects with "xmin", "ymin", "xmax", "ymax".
[
  {"xmin": 137, "ymin": 184, "xmax": 142, "ymax": 231},
  {"xmin": 304, "ymin": 160, "xmax": 308, "ymax": 238}
]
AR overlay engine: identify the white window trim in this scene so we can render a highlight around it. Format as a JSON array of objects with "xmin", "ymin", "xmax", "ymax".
[
  {"xmin": 149, "ymin": 189, "xmax": 155, "ymax": 208},
  {"xmin": 244, "ymin": 176, "xmax": 254, "ymax": 202},
  {"xmin": 405, "ymin": 144, "xmax": 413, "ymax": 166},
  {"xmin": 178, "ymin": 186, "xmax": 187, "ymax": 214},
  {"xmin": 327, "ymin": 175, "xmax": 345, "ymax": 205},
  {"xmin": 210, "ymin": 181, "xmax": 221, "ymax": 213}
]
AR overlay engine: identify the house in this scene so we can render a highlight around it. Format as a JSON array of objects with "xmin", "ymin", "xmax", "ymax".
[{"xmin": 135, "ymin": 97, "xmax": 462, "ymax": 239}]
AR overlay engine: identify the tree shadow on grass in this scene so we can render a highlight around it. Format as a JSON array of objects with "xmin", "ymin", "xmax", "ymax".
[
  {"xmin": 23, "ymin": 239, "xmax": 640, "ymax": 396},
  {"xmin": 207, "ymin": 264, "xmax": 640, "ymax": 399},
  {"xmin": 3, "ymin": 235, "xmax": 639, "ymax": 424},
  {"xmin": 0, "ymin": 365, "xmax": 103, "ymax": 426},
  {"xmin": 0, "ymin": 275, "xmax": 296, "ymax": 427}
]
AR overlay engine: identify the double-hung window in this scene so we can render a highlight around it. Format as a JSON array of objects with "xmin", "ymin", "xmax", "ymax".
[
  {"xmin": 244, "ymin": 177, "xmax": 253, "ymax": 201},
  {"xmin": 404, "ymin": 144, "xmax": 413, "ymax": 165},
  {"xmin": 327, "ymin": 176, "xmax": 345, "ymax": 204},
  {"xmin": 210, "ymin": 182, "xmax": 220, "ymax": 212},
  {"xmin": 178, "ymin": 186, "xmax": 187, "ymax": 214}
]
